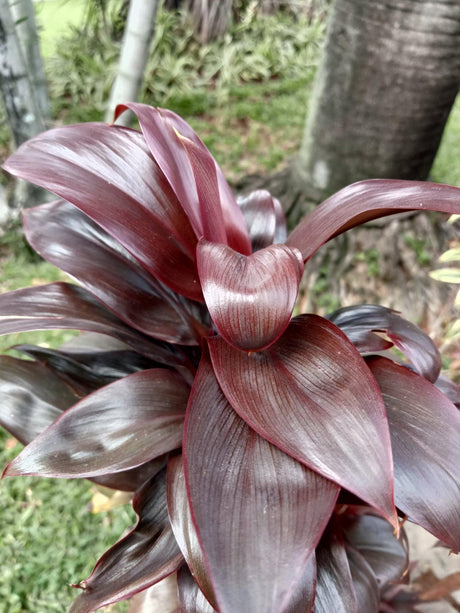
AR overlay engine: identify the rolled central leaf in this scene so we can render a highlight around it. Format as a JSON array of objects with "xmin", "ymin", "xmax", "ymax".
[{"xmin": 197, "ymin": 239, "xmax": 304, "ymax": 351}]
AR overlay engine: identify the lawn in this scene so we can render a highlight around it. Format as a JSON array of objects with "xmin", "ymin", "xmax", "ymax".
[{"xmin": 0, "ymin": 2, "xmax": 459, "ymax": 611}]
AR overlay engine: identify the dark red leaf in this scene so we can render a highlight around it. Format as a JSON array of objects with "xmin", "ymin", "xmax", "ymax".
[
  {"xmin": 167, "ymin": 455, "xmax": 217, "ymax": 609},
  {"xmin": 284, "ymin": 556, "xmax": 316, "ymax": 613},
  {"xmin": 23, "ymin": 201, "xmax": 210, "ymax": 344},
  {"xmin": 328, "ymin": 305, "xmax": 441, "ymax": 382},
  {"xmin": 367, "ymin": 357, "xmax": 460, "ymax": 552},
  {"xmin": 0, "ymin": 282, "xmax": 192, "ymax": 371},
  {"xmin": 208, "ymin": 315, "xmax": 397, "ymax": 528},
  {"xmin": 177, "ymin": 565, "xmax": 218, "ymax": 613},
  {"xmin": 287, "ymin": 180, "xmax": 460, "ymax": 262},
  {"xmin": 343, "ymin": 511, "xmax": 408, "ymax": 589},
  {"xmin": 0, "ymin": 355, "xmax": 77, "ymax": 444},
  {"xmin": 183, "ymin": 353, "xmax": 339, "ymax": 613},
  {"xmin": 69, "ymin": 468, "xmax": 183, "ymax": 613},
  {"xmin": 314, "ymin": 524, "xmax": 357, "ymax": 612},
  {"xmin": 237, "ymin": 190, "xmax": 287, "ymax": 251},
  {"xmin": 3, "ymin": 123, "xmax": 202, "ymax": 300},
  {"xmin": 13, "ymin": 343, "xmax": 161, "ymax": 396},
  {"xmin": 3, "ymin": 369, "xmax": 189, "ymax": 479},
  {"xmin": 345, "ymin": 546, "xmax": 380, "ymax": 613},
  {"xmin": 197, "ymin": 240, "xmax": 304, "ymax": 351},
  {"xmin": 435, "ymin": 374, "xmax": 460, "ymax": 408},
  {"xmin": 90, "ymin": 457, "xmax": 168, "ymax": 493},
  {"xmin": 116, "ymin": 104, "xmax": 251, "ymax": 256}
]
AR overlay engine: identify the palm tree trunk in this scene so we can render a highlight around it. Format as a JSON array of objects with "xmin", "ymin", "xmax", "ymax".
[
  {"xmin": 0, "ymin": 0, "xmax": 46, "ymax": 146},
  {"xmin": 105, "ymin": 0, "xmax": 159, "ymax": 125},
  {"xmin": 9, "ymin": 0, "xmax": 50, "ymax": 124},
  {"xmin": 291, "ymin": 0, "xmax": 460, "ymax": 206}
]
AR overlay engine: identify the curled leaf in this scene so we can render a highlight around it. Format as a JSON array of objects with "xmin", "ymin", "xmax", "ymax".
[{"xmin": 197, "ymin": 240, "xmax": 304, "ymax": 351}]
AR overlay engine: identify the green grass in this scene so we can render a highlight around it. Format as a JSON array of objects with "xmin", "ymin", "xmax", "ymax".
[{"xmin": 0, "ymin": 428, "xmax": 134, "ymax": 612}]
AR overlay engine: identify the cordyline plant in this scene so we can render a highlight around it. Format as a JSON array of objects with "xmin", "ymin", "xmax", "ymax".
[{"xmin": 1, "ymin": 104, "xmax": 460, "ymax": 613}]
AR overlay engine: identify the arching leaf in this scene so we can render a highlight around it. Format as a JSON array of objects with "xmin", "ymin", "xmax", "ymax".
[
  {"xmin": 23, "ymin": 201, "xmax": 210, "ymax": 344},
  {"xmin": 69, "ymin": 468, "xmax": 183, "ymax": 613},
  {"xmin": 3, "ymin": 123, "xmax": 202, "ymax": 300},
  {"xmin": 3, "ymin": 369, "xmax": 189, "ymax": 479},
  {"xmin": 208, "ymin": 315, "xmax": 397, "ymax": 528},
  {"xmin": 183, "ymin": 353, "xmax": 338, "ymax": 613},
  {"xmin": 197, "ymin": 240, "xmax": 304, "ymax": 351},
  {"xmin": 367, "ymin": 357, "xmax": 460, "ymax": 552},
  {"xmin": 287, "ymin": 180, "xmax": 460, "ymax": 262}
]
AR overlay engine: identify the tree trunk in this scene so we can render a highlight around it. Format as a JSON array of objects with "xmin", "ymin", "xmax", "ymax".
[
  {"xmin": 105, "ymin": 0, "xmax": 159, "ymax": 125},
  {"xmin": 9, "ymin": 0, "xmax": 50, "ymax": 124},
  {"xmin": 186, "ymin": 0, "xmax": 233, "ymax": 42},
  {"xmin": 0, "ymin": 0, "xmax": 50, "ymax": 219},
  {"xmin": 291, "ymin": 0, "xmax": 460, "ymax": 210},
  {"xmin": 0, "ymin": 0, "xmax": 46, "ymax": 146}
]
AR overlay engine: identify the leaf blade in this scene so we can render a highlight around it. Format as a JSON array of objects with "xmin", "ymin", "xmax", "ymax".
[
  {"xmin": 183, "ymin": 353, "xmax": 339, "ymax": 613},
  {"xmin": 208, "ymin": 315, "xmax": 397, "ymax": 527}
]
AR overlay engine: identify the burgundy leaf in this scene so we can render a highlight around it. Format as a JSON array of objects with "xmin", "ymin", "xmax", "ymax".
[
  {"xmin": 345, "ymin": 546, "xmax": 380, "ymax": 613},
  {"xmin": 91, "ymin": 457, "xmax": 168, "ymax": 493},
  {"xmin": 167, "ymin": 455, "xmax": 217, "ymax": 609},
  {"xmin": 183, "ymin": 353, "xmax": 339, "ymax": 613},
  {"xmin": 197, "ymin": 240, "xmax": 304, "ymax": 351},
  {"xmin": 0, "ymin": 282, "xmax": 192, "ymax": 371},
  {"xmin": 3, "ymin": 369, "xmax": 189, "ymax": 479},
  {"xmin": 155, "ymin": 107, "xmax": 251, "ymax": 255},
  {"xmin": 13, "ymin": 344, "xmax": 161, "ymax": 396},
  {"xmin": 314, "ymin": 524, "xmax": 357, "ymax": 613},
  {"xmin": 177, "ymin": 565, "xmax": 218, "ymax": 613},
  {"xmin": 23, "ymin": 201, "xmax": 210, "ymax": 344},
  {"xmin": 367, "ymin": 357, "xmax": 460, "ymax": 552},
  {"xmin": 208, "ymin": 315, "xmax": 397, "ymax": 528},
  {"xmin": 0, "ymin": 354, "xmax": 169, "ymax": 492},
  {"xmin": 0, "ymin": 355, "xmax": 78, "ymax": 444},
  {"xmin": 284, "ymin": 556, "xmax": 316, "ymax": 613},
  {"xmin": 237, "ymin": 190, "xmax": 287, "ymax": 251},
  {"xmin": 435, "ymin": 374, "xmax": 460, "ymax": 408},
  {"xmin": 328, "ymin": 305, "xmax": 441, "ymax": 382},
  {"xmin": 116, "ymin": 104, "xmax": 251, "ymax": 256},
  {"xmin": 286, "ymin": 180, "xmax": 460, "ymax": 262},
  {"xmin": 2, "ymin": 123, "xmax": 202, "ymax": 300},
  {"xmin": 343, "ymin": 511, "xmax": 408, "ymax": 589},
  {"xmin": 69, "ymin": 468, "xmax": 183, "ymax": 613}
]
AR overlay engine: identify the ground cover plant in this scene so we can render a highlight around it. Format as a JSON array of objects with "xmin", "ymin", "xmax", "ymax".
[{"xmin": 1, "ymin": 104, "xmax": 460, "ymax": 612}]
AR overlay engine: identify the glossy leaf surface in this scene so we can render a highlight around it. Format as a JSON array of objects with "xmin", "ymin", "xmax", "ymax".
[
  {"xmin": 237, "ymin": 190, "xmax": 287, "ymax": 251},
  {"xmin": 167, "ymin": 455, "xmax": 217, "ymax": 609},
  {"xmin": 346, "ymin": 546, "xmax": 379, "ymax": 613},
  {"xmin": 69, "ymin": 468, "xmax": 183, "ymax": 613},
  {"xmin": 343, "ymin": 512, "xmax": 408, "ymax": 589},
  {"xmin": 368, "ymin": 357, "xmax": 460, "ymax": 552},
  {"xmin": 197, "ymin": 240, "xmax": 304, "ymax": 351},
  {"xmin": 3, "ymin": 123, "xmax": 202, "ymax": 300},
  {"xmin": 208, "ymin": 315, "xmax": 397, "ymax": 526},
  {"xmin": 24, "ymin": 201, "xmax": 209, "ymax": 344},
  {"xmin": 14, "ymin": 344, "xmax": 160, "ymax": 396},
  {"xmin": 0, "ymin": 282, "xmax": 190, "ymax": 369},
  {"xmin": 177, "ymin": 565, "xmax": 217, "ymax": 613},
  {"xmin": 314, "ymin": 526, "xmax": 356, "ymax": 613},
  {"xmin": 0, "ymin": 355, "xmax": 77, "ymax": 444},
  {"xmin": 287, "ymin": 180, "xmax": 460, "ymax": 262},
  {"xmin": 328, "ymin": 305, "xmax": 441, "ymax": 382},
  {"xmin": 116, "ymin": 103, "xmax": 251, "ymax": 256},
  {"xmin": 4, "ymin": 369, "xmax": 189, "ymax": 478},
  {"xmin": 184, "ymin": 353, "xmax": 339, "ymax": 613}
]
